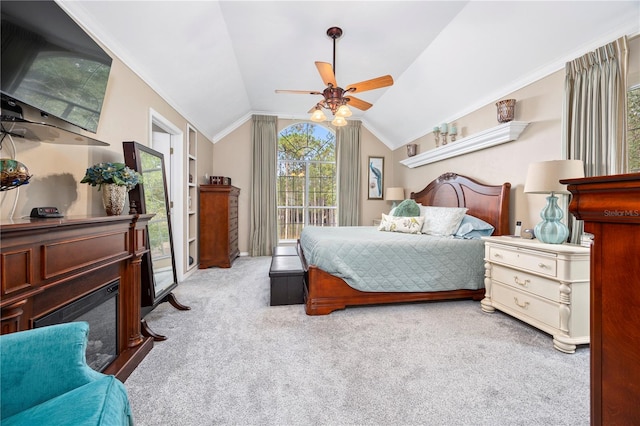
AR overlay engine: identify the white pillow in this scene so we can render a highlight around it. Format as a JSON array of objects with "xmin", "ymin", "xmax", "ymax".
[
  {"xmin": 378, "ymin": 213, "xmax": 424, "ymax": 234},
  {"xmin": 419, "ymin": 206, "xmax": 468, "ymax": 236}
]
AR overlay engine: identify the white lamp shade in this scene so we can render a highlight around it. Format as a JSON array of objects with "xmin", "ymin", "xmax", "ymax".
[
  {"xmin": 310, "ymin": 108, "xmax": 326, "ymax": 122},
  {"xmin": 331, "ymin": 116, "xmax": 347, "ymax": 127},
  {"xmin": 386, "ymin": 187, "xmax": 405, "ymax": 201},
  {"xmin": 524, "ymin": 160, "xmax": 584, "ymax": 194},
  {"xmin": 336, "ymin": 104, "xmax": 352, "ymax": 117}
]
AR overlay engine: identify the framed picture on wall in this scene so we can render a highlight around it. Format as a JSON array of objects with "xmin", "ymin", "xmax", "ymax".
[{"xmin": 368, "ymin": 156, "xmax": 384, "ymax": 200}]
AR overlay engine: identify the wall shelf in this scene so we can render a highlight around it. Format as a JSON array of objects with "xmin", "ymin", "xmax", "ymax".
[
  {"xmin": 186, "ymin": 124, "xmax": 198, "ymax": 273},
  {"xmin": 400, "ymin": 121, "xmax": 529, "ymax": 168}
]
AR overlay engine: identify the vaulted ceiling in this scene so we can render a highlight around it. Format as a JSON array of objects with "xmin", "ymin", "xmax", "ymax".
[{"xmin": 60, "ymin": 1, "xmax": 639, "ymax": 150}]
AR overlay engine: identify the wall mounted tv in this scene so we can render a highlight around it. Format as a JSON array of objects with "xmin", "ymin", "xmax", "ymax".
[{"xmin": 1, "ymin": 0, "xmax": 112, "ymax": 146}]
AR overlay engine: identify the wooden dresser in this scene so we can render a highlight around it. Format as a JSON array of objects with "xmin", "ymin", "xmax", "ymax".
[
  {"xmin": 199, "ymin": 185, "xmax": 240, "ymax": 268},
  {"xmin": 563, "ymin": 173, "xmax": 640, "ymax": 425}
]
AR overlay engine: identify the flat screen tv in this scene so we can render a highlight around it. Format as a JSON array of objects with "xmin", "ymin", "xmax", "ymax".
[{"xmin": 1, "ymin": 0, "xmax": 112, "ymax": 145}]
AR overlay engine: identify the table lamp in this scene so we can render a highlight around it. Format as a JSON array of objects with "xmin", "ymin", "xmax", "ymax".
[
  {"xmin": 524, "ymin": 159, "xmax": 584, "ymax": 244},
  {"xmin": 386, "ymin": 187, "xmax": 405, "ymax": 208}
]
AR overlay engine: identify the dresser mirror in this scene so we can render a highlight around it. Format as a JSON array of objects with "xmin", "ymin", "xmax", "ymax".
[{"xmin": 123, "ymin": 141, "xmax": 179, "ymax": 311}]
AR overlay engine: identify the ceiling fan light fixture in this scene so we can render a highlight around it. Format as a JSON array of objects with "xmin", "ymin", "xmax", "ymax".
[
  {"xmin": 276, "ymin": 26, "xmax": 393, "ymax": 124},
  {"xmin": 331, "ymin": 116, "xmax": 347, "ymax": 127},
  {"xmin": 310, "ymin": 107, "xmax": 327, "ymax": 122},
  {"xmin": 336, "ymin": 104, "xmax": 352, "ymax": 118}
]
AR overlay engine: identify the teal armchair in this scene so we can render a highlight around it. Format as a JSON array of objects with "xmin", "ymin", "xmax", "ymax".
[{"xmin": 1, "ymin": 322, "xmax": 133, "ymax": 425}]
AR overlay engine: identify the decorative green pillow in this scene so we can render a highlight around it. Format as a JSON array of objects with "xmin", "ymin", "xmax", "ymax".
[{"xmin": 392, "ymin": 199, "xmax": 420, "ymax": 217}]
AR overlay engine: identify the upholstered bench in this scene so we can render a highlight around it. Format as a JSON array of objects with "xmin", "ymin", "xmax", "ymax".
[
  {"xmin": 272, "ymin": 245, "xmax": 298, "ymax": 256},
  {"xmin": 269, "ymin": 251, "xmax": 305, "ymax": 306}
]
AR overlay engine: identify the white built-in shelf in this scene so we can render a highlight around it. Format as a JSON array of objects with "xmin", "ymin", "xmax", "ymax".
[{"xmin": 400, "ymin": 121, "xmax": 529, "ymax": 168}]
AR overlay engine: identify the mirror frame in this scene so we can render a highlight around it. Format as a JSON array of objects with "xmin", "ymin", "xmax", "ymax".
[{"xmin": 123, "ymin": 141, "xmax": 178, "ymax": 308}]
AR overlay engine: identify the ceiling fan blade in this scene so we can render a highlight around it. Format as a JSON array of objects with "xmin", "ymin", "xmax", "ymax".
[
  {"xmin": 275, "ymin": 89, "xmax": 323, "ymax": 95},
  {"xmin": 315, "ymin": 61, "xmax": 337, "ymax": 87},
  {"xmin": 346, "ymin": 96, "xmax": 373, "ymax": 111},
  {"xmin": 345, "ymin": 75, "xmax": 394, "ymax": 93}
]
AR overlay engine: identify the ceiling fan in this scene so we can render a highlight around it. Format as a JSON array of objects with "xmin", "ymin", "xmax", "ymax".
[{"xmin": 275, "ymin": 26, "xmax": 393, "ymax": 126}]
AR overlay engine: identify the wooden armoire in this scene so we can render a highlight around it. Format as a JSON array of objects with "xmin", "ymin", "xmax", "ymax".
[
  {"xmin": 198, "ymin": 185, "xmax": 240, "ymax": 268},
  {"xmin": 563, "ymin": 173, "xmax": 640, "ymax": 425}
]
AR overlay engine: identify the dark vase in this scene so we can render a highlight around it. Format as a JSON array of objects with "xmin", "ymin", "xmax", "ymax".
[{"xmin": 496, "ymin": 99, "xmax": 516, "ymax": 123}]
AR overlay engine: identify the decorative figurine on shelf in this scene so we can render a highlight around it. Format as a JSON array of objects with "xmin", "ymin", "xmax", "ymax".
[
  {"xmin": 406, "ymin": 144, "xmax": 417, "ymax": 157},
  {"xmin": 449, "ymin": 125, "xmax": 458, "ymax": 142},
  {"xmin": 433, "ymin": 127, "xmax": 441, "ymax": 147},
  {"xmin": 440, "ymin": 123, "xmax": 448, "ymax": 145}
]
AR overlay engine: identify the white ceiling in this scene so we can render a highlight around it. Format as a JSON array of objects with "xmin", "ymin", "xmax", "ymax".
[{"xmin": 60, "ymin": 1, "xmax": 639, "ymax": 150}]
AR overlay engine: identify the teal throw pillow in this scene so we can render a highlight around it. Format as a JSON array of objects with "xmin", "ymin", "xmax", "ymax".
[{"xmin": 392, "ymin": 199, "xmax": 420, "ymax": 217}]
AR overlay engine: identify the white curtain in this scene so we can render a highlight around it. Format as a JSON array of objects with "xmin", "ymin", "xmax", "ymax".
[
  {"xmin": 563, "ymin": 36, "xmax": 629, "ymax": 242},
  {"xmin": 336, "ymin": 120, "xmax": 361, "ymax": 226},
  {"xmin": 249, "ymin": 115, "xmax": 278, "ymax": 256}
]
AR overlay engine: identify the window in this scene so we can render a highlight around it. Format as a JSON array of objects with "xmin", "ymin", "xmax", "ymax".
[
  {"xmin": 628, "ymin": 85, "xmax": 640, "ymax": 173},
  {"xmin": 277, "ymin": 123, "xmax": 336, "ymax": 242}
]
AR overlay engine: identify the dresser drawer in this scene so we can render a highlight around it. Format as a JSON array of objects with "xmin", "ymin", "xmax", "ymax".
[
  {"xmin": 229, "ymin": 235, "xmax": 238, "ymax": 253},
  {"xmin": 492, "ymin": 281, "xmax": 560, "ymax": 329},
  {"xmin": 488, "ymin": 245, "xmax": 557, "ymax": 277},
  {"xmin": 229, "ymin": 216, "xmax": 238, "ymax": 232},
  {"xmin": 491, "ymin": 264, "xmax": 560, "ymax": 302}
]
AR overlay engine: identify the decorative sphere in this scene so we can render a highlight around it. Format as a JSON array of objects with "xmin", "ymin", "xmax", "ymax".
[{"xmin": 0, "ymin": 159, "xmax": 31, "ymax": 190}]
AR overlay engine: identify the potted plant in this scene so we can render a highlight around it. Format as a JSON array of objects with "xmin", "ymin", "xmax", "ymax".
[{"xmin": 81, "ymin": 162, "xmax": 142, "ymax": 215}]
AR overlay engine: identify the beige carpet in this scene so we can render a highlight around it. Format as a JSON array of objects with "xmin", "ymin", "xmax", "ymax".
[{"xmin": 125, "ymin": 256, "xmax": 589, "ymax": 426}]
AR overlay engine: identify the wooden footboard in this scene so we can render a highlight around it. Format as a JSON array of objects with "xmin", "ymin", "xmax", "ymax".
[{"xmin": 298, "ymin": 240, "xmax": 485, "ymax": 316}]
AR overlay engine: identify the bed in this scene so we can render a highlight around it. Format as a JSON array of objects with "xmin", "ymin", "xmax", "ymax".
[{"xmin": 298, "ymin": 172, "xmax": 511, "ymax": 315}]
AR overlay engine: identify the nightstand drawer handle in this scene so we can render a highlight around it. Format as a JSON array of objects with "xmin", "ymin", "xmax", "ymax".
[
  {"xmin": 513, "ymin": 276, "xmax": 530, "ymax": 287},
  {"xmin": 493, "ymin": 253, "xmax": 502, "ymax": 258},
  {"xmin": 538, "ymin": 263, "xmax": 549, "ymax": 269},
  {"xmin": 513, "ymin": 297, "xmax": 530, "ymax": 309}
]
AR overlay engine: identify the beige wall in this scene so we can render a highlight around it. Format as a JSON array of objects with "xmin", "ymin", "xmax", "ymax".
[
  {"xmin": 390, "ymin": 36, "xmax": 639, "ymax": 234},
  {"xmin": 211, "ymin": 35, "xmax": 639, "ymax": 253},
  {"xmin": 210, "ymin": 119, "xmax": 252, "ymax": 254},
  {"xmin": 0, "ymin": 52, "xmax": 215, "ymax": 222},
  {"xmin": 212, "ymin": 81, "xmax": 568, "ymax": 252},
  {"xmin": 5, "ymin": 29, "xmax": 635, "ymax": 264},
  {"xmin": 391, "ymin": 70, "xmax": 565, "ymax": 234},
  {"xmin": 211, "ymin": 118, "xmax": 394, "ymax": 254}
]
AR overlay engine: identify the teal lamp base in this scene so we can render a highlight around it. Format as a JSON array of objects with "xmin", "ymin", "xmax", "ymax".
[{"xmin": 535, "ymin": 193, "xmax": 569, "ymax": 244}]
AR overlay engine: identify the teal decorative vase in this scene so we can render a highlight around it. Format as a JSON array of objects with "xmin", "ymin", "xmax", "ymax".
[{"xmin": 534, "ymin": 194, "xmax": 569, "ymax": 244}]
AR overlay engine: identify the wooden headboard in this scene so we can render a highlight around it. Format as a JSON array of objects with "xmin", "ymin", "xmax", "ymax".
[{"xmin": 410, "ymin": 172, "xmax": 511, "ymax": 235}]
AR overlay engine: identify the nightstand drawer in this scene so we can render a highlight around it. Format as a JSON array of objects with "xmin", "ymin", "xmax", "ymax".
[
  {"xmin": 491, "ymin": 264, "xmax": 560, "ymax": 302},
  {"xmin": 492, "ymin": 281, "xmax": 560, "ymax": 329},
  {"xmin": 488, "ymin": 246, "xmax": 557, "ymax": 277}
]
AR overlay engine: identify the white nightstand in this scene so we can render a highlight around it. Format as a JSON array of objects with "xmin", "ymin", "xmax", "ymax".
[{"xmin": 481, "ymin": 236, "xmax": 590, "ymax": 353}]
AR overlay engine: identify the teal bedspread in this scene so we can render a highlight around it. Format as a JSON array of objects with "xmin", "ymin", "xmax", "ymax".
[{"xmin": 299, "ymin": 226, "xmax": 485, "ymax": 292}]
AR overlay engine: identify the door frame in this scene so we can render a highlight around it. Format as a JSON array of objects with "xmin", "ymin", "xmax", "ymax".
[{"xmin": 149, "ymin": 108, "xmax": 186, "ymax": 282}]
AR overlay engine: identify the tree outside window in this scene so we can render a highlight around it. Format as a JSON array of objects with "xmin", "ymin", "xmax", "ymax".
[{"xmin": 277, "ymin": 123, "xmax": 336, "ymax": 242}]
